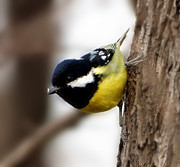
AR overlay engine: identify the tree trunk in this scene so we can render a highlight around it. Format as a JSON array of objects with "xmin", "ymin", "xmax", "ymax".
[{"xmin": 117, "ymin": 0, "xmax": 180, "ymax": 167}]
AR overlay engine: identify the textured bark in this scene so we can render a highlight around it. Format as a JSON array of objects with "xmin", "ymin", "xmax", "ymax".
[{"xmin": 117, "ymin": 0, "xmax": 180, "ymax": 167}]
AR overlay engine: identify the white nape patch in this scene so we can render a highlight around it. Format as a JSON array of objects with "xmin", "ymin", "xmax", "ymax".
[
  {"xmin": 67, "ymin": 68, "xmax": 94, "ymax": 88},
  {"xmin": 107, "ymin": 53, "xmax": 111, "ymax": 57},
  {"xmin": 101, "ymin": 55, "xmax": 106, "ymax": 60},
  {"xmin": 99, "ymin": 51, "xmax": 104, "ymax": 56}
]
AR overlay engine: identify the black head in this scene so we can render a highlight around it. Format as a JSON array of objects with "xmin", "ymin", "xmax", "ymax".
[
  {"xmin": 52, "ymin": 59, "xmax": 92, "ymax": 87},
  {"xmin": 48, "ymin": 47, "xmax": 115, "ymax": 109},
  {"xmin": 48, "ymin": 58, "xmax": 100, "ymax": 109}
]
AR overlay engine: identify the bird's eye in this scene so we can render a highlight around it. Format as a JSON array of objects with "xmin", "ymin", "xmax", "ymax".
[{"xmin": 66, "ymin": 75, "xmax": 73, "ymax": 82}]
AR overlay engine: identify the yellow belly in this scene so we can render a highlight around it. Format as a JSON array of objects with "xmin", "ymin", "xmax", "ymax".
[
  {"xmin": 81, "ymin": 68, "xmax": 127, "ymax": 113},
  {"xmin": 81, "ymin": 40, "xmax": 127, "ymax": 113}
]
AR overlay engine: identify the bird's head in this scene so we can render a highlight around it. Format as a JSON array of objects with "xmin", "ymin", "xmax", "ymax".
[{"xmin": 48, "ymin": 59, "xmax": 93, "ymax": 95}]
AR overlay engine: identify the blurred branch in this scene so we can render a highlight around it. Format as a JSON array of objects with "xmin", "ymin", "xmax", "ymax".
[{"xmin": 0, "ymin": 111, "xmax": 87, "ymax": 167}]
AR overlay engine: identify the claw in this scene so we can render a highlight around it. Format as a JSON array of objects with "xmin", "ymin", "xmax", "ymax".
[
  {"xmin": 125, "ymin": 59, "xmax": 144, "ymax": 66},
  {"xmin": 125, "ymin": 54, "xmax": 145, "ymax": 66}
]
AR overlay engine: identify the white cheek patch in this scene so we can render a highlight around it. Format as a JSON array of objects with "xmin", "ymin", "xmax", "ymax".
[{"xmin": 67, "ymin": 68, "xmax": 95, "ymax": 88}]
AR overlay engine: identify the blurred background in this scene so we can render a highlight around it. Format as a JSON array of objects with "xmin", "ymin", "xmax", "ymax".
[{"xmin": 0, "ymin": 0, "xmax": 135, "ymax": 166}]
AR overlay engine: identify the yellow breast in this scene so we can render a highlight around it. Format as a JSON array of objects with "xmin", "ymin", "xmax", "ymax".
[{"xmin": 81, "ymin": 43, "xmax": 127, "ymax": 113}]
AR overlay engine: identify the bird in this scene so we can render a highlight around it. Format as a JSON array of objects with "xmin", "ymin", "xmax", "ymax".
[{"xmin": 48, "ymin": 30, "xmax": 130, "ymax": 113}]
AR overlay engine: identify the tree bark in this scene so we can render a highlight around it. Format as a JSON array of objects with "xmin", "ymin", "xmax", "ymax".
[{"xmin": 117, "ymin": 0, "xmax": 180, "ymax": 167}]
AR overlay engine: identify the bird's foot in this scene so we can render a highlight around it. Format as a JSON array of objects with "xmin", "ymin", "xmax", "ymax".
[
  {"xmin": 118, "ymin": 99, "xmax": 129, "ymax": 142},
  {"xmin": 125, "ymin": 54, "xmax": 145, "ymax": 66},
  {"xmin": 118, "ymin": 100, "xmax": 124, "ymax": 127}
]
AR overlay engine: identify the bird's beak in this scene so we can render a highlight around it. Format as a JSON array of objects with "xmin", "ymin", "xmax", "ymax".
[
  {"xmin": 47, "ymin": 87, "xmax": 60, "ymax": 95},
  {"xmin": 116, "ymin": 28, "xmax": 130, "ymax": 47}
]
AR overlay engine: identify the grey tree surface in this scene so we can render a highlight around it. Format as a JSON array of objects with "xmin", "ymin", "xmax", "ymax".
[{"xmin": 117, "ymin": 0, "xmax": 180, "ymax": 167}]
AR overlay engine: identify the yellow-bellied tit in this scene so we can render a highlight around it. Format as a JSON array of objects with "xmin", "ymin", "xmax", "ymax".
[{"xmin": 48, "ymin": 30, "xmax": 129, "ymax": 113}]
